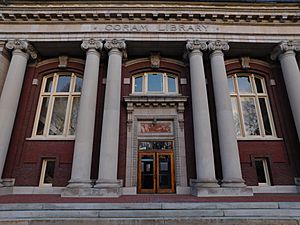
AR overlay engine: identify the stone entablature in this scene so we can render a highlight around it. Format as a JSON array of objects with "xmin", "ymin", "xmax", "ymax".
[{"xmin": 0, "ymin": 3, "xmax": 299, "ymax": 23}]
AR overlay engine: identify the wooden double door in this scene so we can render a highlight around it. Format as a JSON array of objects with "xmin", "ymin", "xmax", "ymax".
[{"xmin": 138, "ymin": 151, "xmax": 175, "ymax": 194}]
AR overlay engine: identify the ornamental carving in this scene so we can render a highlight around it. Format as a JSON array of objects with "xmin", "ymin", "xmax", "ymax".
[
  {"xmin": 5, "ymin": 39, "xmax": 38, "ymax": 59},
  {"xmin": 150, "ymin": 52, "xmax": 161, "ymax": 68},
  {"xmin": 104, "ymin": 39, "xmax": 126, "ymax": 51},
  {"xmin": 271, "ymin": 40, "xmax": 297, "ymax": 60},
  {"xmin": 208, "ymin": 40, "xmax": 230, "ymax": 52},
  {"xmin": 81, "ymin": 39, "xmax": 103, "ymax": 51},
  {"xmin": 186, "ymin": 40, "xmax": 207, "ymax": 52}
]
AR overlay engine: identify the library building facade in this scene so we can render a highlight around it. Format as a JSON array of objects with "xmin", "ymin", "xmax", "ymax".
[{"xmin": 0, "ymin": 0, "xmax": 300, "ymax": 197}]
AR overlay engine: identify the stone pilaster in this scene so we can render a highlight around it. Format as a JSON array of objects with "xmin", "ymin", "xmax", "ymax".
[
  {"xmin": 94, "ymin": 39, "xmax": 126, "ymax": 197},
  {"xmin": 271, "ymin": 41, "xmax": 300, "ymax": 143},
  {"xmin": 0, "ymin": 40, "xmax": 37, "ymax": 186},
  {"xmin": 208, "ymin": 40, "xmax": 246, "ymax": 188},
  {"xmin": 66, "ymin": 39, "xmax": 102, "ymax": 191},
  {"xmin": 186, "ymin": 40, "xmax": 219, "ymax": 193}
]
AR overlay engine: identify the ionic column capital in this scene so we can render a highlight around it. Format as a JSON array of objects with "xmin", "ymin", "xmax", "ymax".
[
  {"xmin": 104, "ymin": 39, "xmax": 126, "ymax": 52},
  {"xmin": 81, "ymin": 39, "xmax": 103, "ymax": 51},
  {"xmin": 186, "ymin": 40, "xmax": 207, "ymax": 52},
  {"xmin": 5, "ymin": 39, "xmax": 37, "ymax": 59},
  {"xmin": 271, "ymin": 41, "xmax": 299, "ymax": 60},
  {"xmin": 208, "ymin": 40, "xmax": 230, "ymax": 53}
]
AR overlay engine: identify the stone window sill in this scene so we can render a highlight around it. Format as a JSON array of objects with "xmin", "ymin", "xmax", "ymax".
[{"xmin": 26, "ymin": 136, "xmax": 75, "ymax": 141}]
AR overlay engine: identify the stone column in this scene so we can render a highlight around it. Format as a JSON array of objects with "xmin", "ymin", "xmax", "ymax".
[
  {"xmin": 208, "ymin": 40, "xmax": 245, "ymax": 188},
  {"xmin": 67, "ymin": 39, "xmax": 102, "ymax": 189},
  {"xmin": 0, "ymin": 40, "xmax": 37, "ymax": 185},
  {"xmin": 0, "ymin": 41, "xmax": 10, "ymax": 97},
  {"xmin": 94, "ymin": 39, "xmax": 125, "ymax": 196},
  {"xmin": 186, "ymin": 40, "xmax": 219, "ymax": 190},
  {"xmin": 271, "ymin": 41, "xmax": 300, "ymax": 141}
]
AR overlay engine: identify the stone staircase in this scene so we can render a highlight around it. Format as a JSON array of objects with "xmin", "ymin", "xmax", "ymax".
[{"xmin": 0, "ymin": 202, "xmax": 299, "ymax": 224}]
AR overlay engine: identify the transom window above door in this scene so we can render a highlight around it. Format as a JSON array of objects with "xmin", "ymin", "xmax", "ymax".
[{"xmin": 132, "ymin": 72, "xmax": 178, "ymax": 94}]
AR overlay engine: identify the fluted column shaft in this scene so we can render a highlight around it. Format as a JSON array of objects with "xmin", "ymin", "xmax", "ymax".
[
  {"xmin": 0, "ymin": 40, "xmax": 37, "ymax": 184},
  {"xmin": 68, "ymin": 39, "xmax": 102, "ymax": 188},
  {"xmin": 208, "ymin": 41, "xmax": 245, "ymax": 187},
  {"xmin": 186, "ymin": 40, "xmax": 218, "ymax": 187},
  {"xmin": 272, "ymin": 41, "xmax": 300, "ymax": 141},
  {"xmin": 96, "ymin": 39, "xmax": 125, "ymax": 188}
]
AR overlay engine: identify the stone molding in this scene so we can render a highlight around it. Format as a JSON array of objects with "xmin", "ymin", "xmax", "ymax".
[
  {"xmin": 5, "ymin": 39, "xmax": 37, "ymax": 59},
  {"xmin": 271, "ymin": 40, "xmax": 299, "ymax": 60},
  {"xmin": 0, "ymin": 4, "xmax": 299, "ymax": 24},
  {"xmin": 81, "ymin": 39, "xmax": 103, "ymax": 51},
  {"xmin": 186, "ymin": 40, "xmax": 207, "ymax": 52},
  {"xmin": 208, "ymin": 40, "xmax": 230, "ymax": 52}
]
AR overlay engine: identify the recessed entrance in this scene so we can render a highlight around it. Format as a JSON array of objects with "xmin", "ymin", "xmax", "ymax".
[{"xmin": 137, "ymin": 141, "xmax": 175, "ymax": 194}]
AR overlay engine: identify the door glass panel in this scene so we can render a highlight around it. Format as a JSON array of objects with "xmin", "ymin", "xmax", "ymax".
[
  {"xmin": 158, "ymin": 154, "xmax": 172, "ymax": 189},
  {"xmin": 141, "ymin": 155, "xmax": 154, "ymax": 189}
]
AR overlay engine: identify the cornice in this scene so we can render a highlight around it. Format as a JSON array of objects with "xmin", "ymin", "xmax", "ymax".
[{"xmin": 0, "ymin": 3, "xmax": 299, "ymax": 24}]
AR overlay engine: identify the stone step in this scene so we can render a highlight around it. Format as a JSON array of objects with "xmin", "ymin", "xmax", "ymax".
[{"xmin": 0, "ymin": 202, "xmax": 299, "ymax": 221}]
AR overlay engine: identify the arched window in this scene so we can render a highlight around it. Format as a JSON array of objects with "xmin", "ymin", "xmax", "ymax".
[
  {"xmin": 132, "ymin": 72, "xmax": 178, "ymax": 94},
  {"xmin": 32, "ymin": 72, "xmax": 82, "ymax": 137},
  {"xmin": 228, "ymin": 73, "xmax": 276, "ymax": 137}
]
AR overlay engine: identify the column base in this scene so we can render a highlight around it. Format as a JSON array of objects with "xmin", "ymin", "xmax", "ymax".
[
  {"xmin": 66, "ymin": 179, "xmax": 93, "ymax": 188},
  {"xmin": 221, "ymin": 178, "xmax": 246, "ymax": 188},
  {"xmin": 93, "ymin": 179, "xmax": 123, "ymax": 197},
  {"xmin": 191, "ymin": 186, "xmax": 253, "ymax": 197},
  {"xmin": 190, "ymin": 179, "xmax": 220, "ymax": 188}
]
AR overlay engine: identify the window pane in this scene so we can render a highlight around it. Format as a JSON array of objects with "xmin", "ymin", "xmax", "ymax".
[
  {"xmin": 227, "ymin": 76, "xmax": 234, "ymax": 93},
  {"xmin": 259, "ymin": 98, "xmax": 272, "ymax": 135},
  {"xmin": 49, "ymin": 97, "xmax": 68, "ymax": 135},
  {"xmin": 167, "ymin": 76, "xmax": 176, "ymax": 92},
  {"xmin": 69, "ymin": 97, "xmax": 80, "ymax": 135},
  {"xmin": 134, "ymin": 76, "xmax": 143, "ymax": 92},
  {"xmin": 255, "ymin": 160, "xmax": 267, "ymax": 183},
  {"xmin": 231, "ymin": 97, "xmax": 241, "ymax": 136},
  {"xmin": 255, "ymin": 77, "xmax": 264, "ymax": 93},
  {"xmin": 36, "ymin": 97, "xmax": 49, "ymax": 135},
  {"xmin": 43, "ymin": 161, "xmax": 55, "ymax": 184},
  {"xmin": 56, "ymin": 75, "xmax": 71, "ymax": 92},
  {"xmin": 139, "ymin": 141, "xmax": 173, "ymax": 150},
  {"xmin": 238, "ymin": 76, "xmax": 252, "ymax": 93},
  {"xmin": 44, "ymin": 77, "xmax": 53, "ymax": 93},
  {"xmin": 148, "ymin": 73, "xmax": 163, "ymax": 92},
  {"xmin": 241, "ymin": 97, "xmax": 260, "ymax": 135},
  {"xmin": 75, "ymin": 76, "xmax": 83, "ymax": 92}
]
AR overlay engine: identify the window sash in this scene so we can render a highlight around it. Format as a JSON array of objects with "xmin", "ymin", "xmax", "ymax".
[
  {"xmin": 39, "ymin": 159, "xmax": 56, "ymax": 187},
  {"xmin": 32, "ymin": 73, "xmax": 81, "ymax": 137},
  {"xmin": 255, "ymin": 158, "xmax": 271, "ymax": 186},
  {"xmin": 132, "ymin": 72, "xmax": 178, "ymax": 94},
  {"xmin": 229, "ymin": 73, "xmax": 276, "ymax": 138}
]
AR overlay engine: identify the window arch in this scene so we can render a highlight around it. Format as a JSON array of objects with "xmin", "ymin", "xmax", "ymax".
[
  {"xmin": 228, "ymin": 73, "xmax": 276, "ymax": 137},
  {"xmin": 32, "ymin": 72, "xmax": 82, "ymax": 137},
  {"xmin": 132, "ymin": 72, "xmax": 178, "ymax": 94}
]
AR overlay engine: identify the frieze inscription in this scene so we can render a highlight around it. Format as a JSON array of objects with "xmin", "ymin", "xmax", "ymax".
[{"xmin": 93, "ymin": 24, "xmax": 211, "ymax": 33}]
